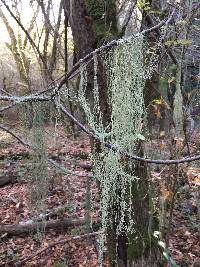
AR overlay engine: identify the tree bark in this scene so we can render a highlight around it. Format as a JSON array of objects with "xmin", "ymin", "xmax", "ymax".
[
  {"xmin": 127, "ymin": 149, "xmax": 161, "ymax": 267},
  {"xmin": 64, "ymin": 0, "xmax": 95, "ymax": 60},
  {"xmin": 63, "ymin": 1, "xmax": 161, "ymax": 266}
]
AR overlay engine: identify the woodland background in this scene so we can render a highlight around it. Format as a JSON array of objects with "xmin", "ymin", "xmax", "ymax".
[{"xmin": 0, "ymin": 0, "xmax": 200, "ymax": 267}]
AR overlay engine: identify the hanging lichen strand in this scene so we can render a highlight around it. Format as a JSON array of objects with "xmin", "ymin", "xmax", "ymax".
[
  {"xmin": 78, "ymin": 52, "xmax": 105, "ymax": 138},
  {"xmin": 29, "ymin": 102, "xmax": 48, "ymax": 215},
  {"xmin": 173, "ymin": 65, "xmax": 184, "ymax": 137},
  {"xmin": 78, "ymin": 34, "xmax": 145, "ymax": 263},
  {"xmin": 98, "ymin": 34, "xmax": 144, "ymax": 240}
]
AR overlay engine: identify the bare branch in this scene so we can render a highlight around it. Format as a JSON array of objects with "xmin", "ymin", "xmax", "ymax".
[
  {"xmin": 0, "ymin": 0, "xmax": 54, "ymax": 81},
  {"xmin": 1, "ymin": 100, "xmax": 200, "ymax": 165},
  {"xmin": 119, "ymin": 1, "xmax": 137, "ymax": 37},
  {"xmin": 0, "ymin": 94, "xmax": 51, "ymax": 102},
  {"xmin": 59, "ymin": 103, "xmax": 200, "ymax": 165},
  {"xmin": 0, "ymin": 125, "xmax": 29, "ymax": 147}
]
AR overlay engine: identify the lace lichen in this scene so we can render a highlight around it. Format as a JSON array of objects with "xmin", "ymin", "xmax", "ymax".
[
  {"xmin": 98, "ymin": 36, "xmax": 145, "ymax": 257},
  {"xmin": 173, "ymin": 66, "xmax": 183, "ymax": 136},
  {"xmin": 28, "ymin": 102, "xmax": 48, "ymax": 215},
  {"xmin": 78, "ymin": 34, "xmax": 145, "ymax": 265},
  {"xmin": 78, "ymin": 55, "xmax": 105, "ymax": 138}
]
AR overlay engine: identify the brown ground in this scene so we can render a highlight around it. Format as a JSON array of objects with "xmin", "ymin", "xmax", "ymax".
[{"xmin": 0, "ymin": 126, "xmax": 199, "ymax": 266}]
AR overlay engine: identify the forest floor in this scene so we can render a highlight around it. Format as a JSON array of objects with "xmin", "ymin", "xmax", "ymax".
[{"xmin": 0, "ymin": 126, "xmax": 199, "ymax": 267}]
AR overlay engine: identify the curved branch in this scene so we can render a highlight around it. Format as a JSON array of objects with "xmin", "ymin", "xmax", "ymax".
[
  {"xmin": 59, "ymin": 104, "xmax": 200, "ymax": 165},
  {"xmin": 0, "ymin": 9, "xmax": 176, "ymax": 100},
  {"xmin": 0, "ymin": 125, "xmax": 29, "ymax": 147},
  {"xmin": 55, "ymin": 8, "xmax": 176, "ymax": 93},
  {"xmin": 1, "ymin": 100, "xmax": 199, "ymax": 165},
  {"xmin": 1, "ymin": 9, "xmax": 192, "ymax": 165}
]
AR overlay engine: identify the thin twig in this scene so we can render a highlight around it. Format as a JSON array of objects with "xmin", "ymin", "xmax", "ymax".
[
  {"xmin": 49, "ymin": 159, "xmax": 94, "ymax": 179},
  {"xmin": 0, "ymin": 103, "xmax": 17, "ymax": 112},
  {"xmin": 0, "ymin": 125, "xmax": 29, "ymax": 147},
  {"xmin": 0, "ymin": 95, "xmax": 50, "ymax": 102}
]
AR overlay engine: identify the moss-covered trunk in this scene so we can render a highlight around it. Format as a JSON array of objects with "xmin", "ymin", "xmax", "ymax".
[
  {"xmin": 127, "ymin": 160, "xmax": 160, "ymax": 267},
  {"xmin": 105, "ymin": 150, "xmax": 160, "ymax": 267}
]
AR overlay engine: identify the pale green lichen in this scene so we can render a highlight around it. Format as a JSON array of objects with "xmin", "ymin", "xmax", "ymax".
[
  {"xmin": 173, "ymin": 66, "xmax": 183, "ymax": 136},
  {"xmin": 97, "ymin": 35, "xmax": 144, "ymax": 237},
  {"xmin": 78, "ymin": 34, "xmax": 145, "ymax": 265},
  {"xmin": 28, "ymin": 102, "xmax": 48, "ymax": 215},
  {"xmin": 78, "ymin": 56, "xmax": 105, "ymax": 137}
]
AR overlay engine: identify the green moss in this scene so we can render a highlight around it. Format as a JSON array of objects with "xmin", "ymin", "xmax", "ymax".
[
  {"xmin": 86, "ymin": 0, "xmax": 104, "ymax": 19},
  {"xmin": 92, "ymin": 22, "xmax": 107, "ymax": 43},
  {"xmin": 86, "ymin": 0, "xmax": 118, "ymax": 44}
]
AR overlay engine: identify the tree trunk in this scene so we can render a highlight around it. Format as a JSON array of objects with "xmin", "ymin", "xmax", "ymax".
[
  {"xmin": 64, "ymin": 1, "xmax": 161, "ymax": 266},
  {"xmin": 127, "ymin": 152, "xmax": 160, "ymax": 267},
  {"xmin": 64, "ymin": 0, "xmax": 95, "ymax": 60},
  {"xmin": 63, "ymin": 7, "xmax": 76, "ymax": 134}
]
